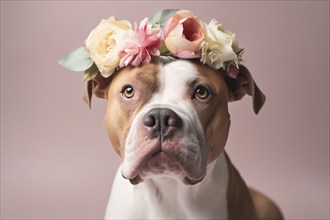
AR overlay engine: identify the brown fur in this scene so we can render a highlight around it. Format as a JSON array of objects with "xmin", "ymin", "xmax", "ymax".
[
  {"xmin": 194, "ymin": 63, "xmax": 231, "ymax": 163},
  {"xmin": 225, "ymin": 153, "xmax": 283, "ymax": 220},
  {"xmin": 250, "ymin": 188, "xmax": 284, "ymax": 220},
  {"xmin": 104, "ymin": 64, "xmax": 160, "ymax": 156}
]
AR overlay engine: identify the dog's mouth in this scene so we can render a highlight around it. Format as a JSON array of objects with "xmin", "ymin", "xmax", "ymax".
[
  {"xmin": 121, "ymin": 149, "xmax": 205, "ymax": 185},
  {"xmin": 126, "ymin": 174, "xmax": 204, "ymax": 185}
]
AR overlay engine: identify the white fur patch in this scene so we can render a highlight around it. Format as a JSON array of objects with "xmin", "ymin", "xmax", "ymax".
[{"xmin": 156, "ymin": 60, "xmax": 199, "ymax": 105}]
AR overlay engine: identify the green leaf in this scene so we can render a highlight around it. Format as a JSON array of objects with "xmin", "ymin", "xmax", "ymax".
[
  {"xmin": 82, "ymin": 80, "xmax": 94, "ymax": 109},
  {"xmin": 150, "ymin": 9, "xmax": 179, "ymax": 27},
  {"xmin": 58, "ymin": 47, "xmax": 93, "ymax": 72},
  {"xmin": 159, "ymin": 41, "xmax": 169, "ymax": 54},
  {"xmin": 234, "ymin": 47, "xmax": 245, "ymax": 56},
  {"xmin": 83, "ymin": 63, "xmax": 99, "ymax": 81}
]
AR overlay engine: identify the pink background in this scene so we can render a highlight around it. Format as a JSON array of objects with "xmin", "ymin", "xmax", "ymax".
[{"xmin": 1, "ymin": 1, "xmax": 329, "ymax": 219}]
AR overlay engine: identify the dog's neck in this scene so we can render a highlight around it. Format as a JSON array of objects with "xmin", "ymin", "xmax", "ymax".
[{"xmin": 132, "ymin": 153, "xmax": 229, "ymax": 219}]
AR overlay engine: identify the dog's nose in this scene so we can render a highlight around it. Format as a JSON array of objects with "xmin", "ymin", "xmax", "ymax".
[{"xmin": 142, "ymin": 108, "xmax": 182, "ymax": 137}]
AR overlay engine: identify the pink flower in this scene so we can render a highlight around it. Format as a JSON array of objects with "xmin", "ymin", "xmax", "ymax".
[
  {"xmin": 226, "ymin": 65, "xmax": 239, "ymax": 79},
  {"xmin": 119, "ymin": 18, "xmax": 161, "ymax": 67},
  {"xmin": 163, "ymin": 10, "xmax": 205, "ymax": 58}
]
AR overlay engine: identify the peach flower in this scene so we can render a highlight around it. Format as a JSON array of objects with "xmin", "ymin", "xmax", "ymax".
[{"xmin": 163, "ymin": 10, "xmax": 205, "ymax": 58}]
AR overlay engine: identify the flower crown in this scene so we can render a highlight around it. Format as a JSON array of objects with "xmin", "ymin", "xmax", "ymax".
[{"xmin": 59, "ymin": 9, "xmax": 245, "ymax": 81}]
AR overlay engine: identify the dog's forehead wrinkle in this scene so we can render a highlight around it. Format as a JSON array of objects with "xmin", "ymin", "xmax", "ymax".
[
  {"xmin": 163, "ymin": 60, "xmax": 198, "ymax": 85},
  {"xmin": 156, "ymin": 60, "xmax": 199, "ymax": 101}
]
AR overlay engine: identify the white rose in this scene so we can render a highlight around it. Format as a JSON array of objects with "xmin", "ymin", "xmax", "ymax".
[
  {"xmin": 86, "ymin": 17, "xmax": 133, "ymax": 77},
  {"xmin": 201, "ymin": 19, "xmax": 238, "ymax": 69}
]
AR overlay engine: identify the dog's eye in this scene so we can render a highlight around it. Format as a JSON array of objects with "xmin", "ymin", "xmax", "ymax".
[
  {"xmin": 122, "ymin": 85, "xmax": 135, "ymax": 99},
  {"xmin": 194, "ymin": 86, "xmax": 210, "ymax": 100}
]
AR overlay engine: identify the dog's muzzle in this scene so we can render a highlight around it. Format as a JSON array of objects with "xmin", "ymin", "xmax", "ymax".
[{"xmin": 122, "ymin": 105, "xmax": 207, "ymax": 185}]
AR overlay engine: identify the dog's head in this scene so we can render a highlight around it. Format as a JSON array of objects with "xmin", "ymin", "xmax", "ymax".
[{"xmin": 88, "ymin": 60, "xmax": 265, "ymax": 185}]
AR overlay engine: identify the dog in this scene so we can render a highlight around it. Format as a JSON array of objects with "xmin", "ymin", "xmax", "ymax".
[{"xmin": 87, "ymin": 59, "xmax": 283, "ymax": 219}]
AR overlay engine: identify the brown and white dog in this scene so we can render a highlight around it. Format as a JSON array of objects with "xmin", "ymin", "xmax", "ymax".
[{"xmin": 88, "ymin": 60, "xmax": 283, "ymax": 219}]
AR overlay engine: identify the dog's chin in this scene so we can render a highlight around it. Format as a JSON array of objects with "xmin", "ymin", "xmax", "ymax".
[{"xmin": 122, "ymin": 152, "xmax": 206, "ymax": 185}]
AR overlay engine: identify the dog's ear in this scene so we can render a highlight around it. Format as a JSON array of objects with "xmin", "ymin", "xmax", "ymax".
[
  {"xmin": 225, "ymin": 65, "xmax": 266, "ymax": 114},
  {"xmin": 82, "ymin": 74, "xmax": 112, "ymax": 109}
]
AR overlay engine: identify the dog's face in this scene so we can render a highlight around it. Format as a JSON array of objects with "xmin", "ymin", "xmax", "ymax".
[{"xmin": 95, "ymin": 60, "xmax": 264, "ymax": 185}]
